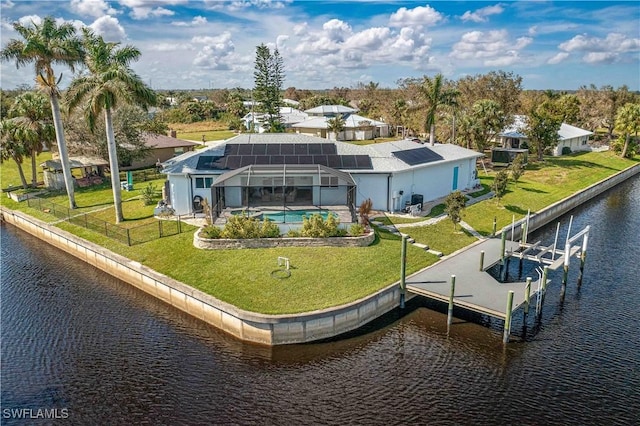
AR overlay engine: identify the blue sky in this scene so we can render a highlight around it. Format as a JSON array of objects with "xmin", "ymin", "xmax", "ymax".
[{"xmin": 1, "ymin": 1, "xmax": 639, "ymax": 91}]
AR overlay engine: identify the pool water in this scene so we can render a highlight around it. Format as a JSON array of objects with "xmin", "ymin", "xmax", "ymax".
[{"xmin": 260, "ymin": 209, "xmax": 334, "ymax": 223}]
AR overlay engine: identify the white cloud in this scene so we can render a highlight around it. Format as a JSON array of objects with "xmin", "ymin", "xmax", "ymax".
[
  {"xmin": 117, "ymin": 0, "xmax": 185, "ymax": 19},
  {"xmin": 583, "ymin": 52, "xmax": 618, "ymax": 64},
  {"xmin": 89, "ymin": 15, "xmax": 126, "ymax": 42},
  {"xmin": 389, "ymin": 5, "xmax": 443, "ymax": 27},
  {"xmin": 223, "ymin": 0, "xmax": 290, "ymax": 11},
  {"xmin": 1, "ymin": 0, "xmax": 14, "ymax": 8},
  {"xmin": 148, "ymin": 42, "xmax": 194, "ymax": 52},
  {"xmin": 171, "ymin": 15, "xmax": 208, "ymax": 26},
  {"xmin": 192, "ymin": 31, "xmax": 235, "ymax": 70},
  {"xmin": 70, "ymin": 0, "xmax": 117, "ymax": 18},
  {"xmin": 461, "ymin": 4, "xmax": 504, "ymax": 23},
  {"xmin": 18, "ymin": 15, "xmax": 43, "ymax": 26},
  {"xmin": 559, "ymin": 32, "xmax": 640, "ymax": 53},
  {"xmin": 450, "ymin": 30, "xmax": 532, "ymax": 65},
  {"xmin": 547, "ymin": 52, "xmax": 569, "ymax": 64}
]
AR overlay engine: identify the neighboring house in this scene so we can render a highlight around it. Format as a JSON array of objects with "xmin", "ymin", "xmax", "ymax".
[
  {"xmin": 498, "ymin": 115, "xmax": 593, "ymax": 156},
  {"xmin": 160, "ymin": 133, "xmax": 482, "ymax": 216},
  {"xmin": 292, "ymin": 105, "xmax": 390, "ymax": 140},
  {"xmin": 123, "ymin": 133, "xmax": 200, "ymax": 170},
  {"xmin": 242, "ymin": 107, "xmax": 308, "ymax": 133}
]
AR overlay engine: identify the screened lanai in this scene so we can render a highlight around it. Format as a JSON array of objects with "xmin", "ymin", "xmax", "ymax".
[{"xmin": 209, "ymin": 164, "xmax": 357, "ymax": 222}]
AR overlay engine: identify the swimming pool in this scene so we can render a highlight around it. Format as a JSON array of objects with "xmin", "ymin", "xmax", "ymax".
[{"xmin": 260, "ymin": 209, "xmax": 335, "ymax": 223}]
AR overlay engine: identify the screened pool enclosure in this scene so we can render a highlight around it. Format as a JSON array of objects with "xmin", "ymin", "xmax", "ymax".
[{"xmin": 209, "ymin": 164, "xmax": 357, "ymax": 223}]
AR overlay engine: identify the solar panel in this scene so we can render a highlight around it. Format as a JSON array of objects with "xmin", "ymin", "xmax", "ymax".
[
  {"xmin": 225, "ymin": 156, "xmax": 242, "ymax": 169},
  {"xmin": 313, "ymin": 155, "xmax": 329, "ymax": 166},
  {"xmin": 298, "ymin": 155, "xmax": 313, "ymax": 164},
  {"xmin": 266, "ymin": 144, "xmax": 280, "ymax": 155},
  {"xmin": 251, "ymin": 144, "xmax": 267, "ymax": 155},
  {"xmin": 270, "ymin": 155, "xmax": 285, "ymax": 164},
  {"xmin": 294, "ymin": 144, "xmax": 309, "ymax": 155},
  {"xmin": 392, "ymin": 147, "xmax": 444, "ymax": 166},
  {"xmin": 284, "ymin": 156, "xmax": 298, "ymax": 164},
  {"xmin": 225, "ymin": 144, "xmax": 239, "ymax": 155},
  {"xmin": 196, "ymin": 156, "xmax": 222, "ymax": 170},
  {"xmin": 280, "ymin": 144, "xmax": 295, "ymax": 155},
  {"xmin": 254, "ymin": 155, "xmax": 270, "ymax": 165},
  {"xmin": 308, "ymin": 144, "xmax": 323, "ymax": 154},
  {"xmin": 238, "ymin": 144, "xmax": 253, "ymax": 155},
  {"xmin": 240, "ymin": 155, "xmax": 256, "ymax": 167},
  {"xmin": 355, "ymin": 155, "xmax": 373, "ymax": 169},
  {"xmin": 321, "ymin": 144, "xmax": 337, "ymax": 155},
  {"xmin": 327, "ymin": 155, "xmax": 341, "ymax": 168},
  {"xmin": 341, "ymin": 155, "xmax": 357, "ymax": 169}
]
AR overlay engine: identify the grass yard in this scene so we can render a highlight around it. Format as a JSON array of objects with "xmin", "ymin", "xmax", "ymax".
[
  {"xmin": 2, "ymin": 149, "xmax": 637, "ymax": 314},
  {"xmin": 56, "ymin": 221, "xmax": 438, "ymax": 314},
  {"xmin": 463, "ymin": 151, "xmax": 638, "ymax": 235},
  {"xmin": 178, "ymin": 129, "xmax": 236, "ymax": 142}
]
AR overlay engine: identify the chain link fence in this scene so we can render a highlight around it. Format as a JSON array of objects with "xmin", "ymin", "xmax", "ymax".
[{"xmin": 26, "ymin": 196, "xmax": 188, "ymax": 246}]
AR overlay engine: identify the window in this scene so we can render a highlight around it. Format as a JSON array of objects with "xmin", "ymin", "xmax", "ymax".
[
  {"xmin": 321, "ymin": 176, "xmax": 339, "ymax": 187},
  {"xmin": 195, "ymin": 177, "xmax": 214, "ymax": 188},
  {"xmin": 174, "ymin": 147, "xmax": 185, "ymax": 155}
]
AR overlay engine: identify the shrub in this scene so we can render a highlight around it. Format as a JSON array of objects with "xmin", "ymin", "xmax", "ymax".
[
  {"xmin": 350, "ymin": 223, "xmax": 365, "ymax": 236},
  {"xmin": 300, "ymin": 213, "xmax": 341, "ymax": 238},
  {"xmin": 141, "ymin": 183, "xmax": 159, "ymax": 205},
  {"xmin": 286, "ymin": 229, "xmax": 301, "ymax": 237},
  {"xmin": 444, "ymin": 190, "xmax": 466, "ymax": 230},
  {"xmin": 201, "ymin": 225, "xmax": 222, "ymax": 239},
  {"xmin": 561, "ymin": 146, "xmax": 572, "ymax": 155},
  {"xmin": 220, "ymin": 212, "xmax": 281, "ymax": 239}
]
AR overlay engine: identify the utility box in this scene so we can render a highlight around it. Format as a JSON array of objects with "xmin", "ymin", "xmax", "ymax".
[{"xmin": 411, "ymin": 194, "xmax": 423, "ymax": 207}]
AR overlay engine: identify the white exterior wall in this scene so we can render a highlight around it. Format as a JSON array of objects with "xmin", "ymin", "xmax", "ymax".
[
  {"xmin": 169, "ymin": 175, "xmax": 192, "ymax": 215},
  {"xmin": 554, "ymin": 136, "xmax": 591, "ymax": 156},
  {"xmin": 318, "ymin": 186, "xmax": 348, "ymax": 205},
  {"xmin": 353, "ymin": 174, "xmax": 389, "ymax": 211},
  {"xmin": 352, "ymin": 159, "xmax": 479, "ymax": 212}
]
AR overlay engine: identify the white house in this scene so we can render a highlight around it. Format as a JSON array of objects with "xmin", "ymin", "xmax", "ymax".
[
  {"xmin": 242, "ymin": 107, "xmax": 308, "ymax": 133},
  {"xmin": 292, "ymin": 105, "xmax": 390, "ymax": 140},
  {"xmin": 499, "ymin": 115, "xmax": 593, "ymax": 156},
  {"xmin": 160, "ymin": 134, "xmax": 482, "ymax": 217}
]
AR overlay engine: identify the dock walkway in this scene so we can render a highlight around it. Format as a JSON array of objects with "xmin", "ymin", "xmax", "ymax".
[{"xmin": 407, "ymin": 238, "xmax": 536, "ymax": 319}]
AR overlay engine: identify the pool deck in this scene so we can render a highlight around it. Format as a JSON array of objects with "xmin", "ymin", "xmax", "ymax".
[
  {"xmin": 216, "ymin": 205, "xmax": 354, "ymax": 224},
  {"xmin": 406, "ymin": 238, "xmax": 542, "ymax": 319}
]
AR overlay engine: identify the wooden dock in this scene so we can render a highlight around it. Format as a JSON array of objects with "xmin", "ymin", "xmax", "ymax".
[{"xmin": 407, "ymin": 238, "xmax": 538, "ymax": 319}]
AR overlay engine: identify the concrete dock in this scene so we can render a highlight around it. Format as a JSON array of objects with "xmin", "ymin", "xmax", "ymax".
[{"xmin": 407, "ymin": 238, "xmax": 538, "ymax": 319}]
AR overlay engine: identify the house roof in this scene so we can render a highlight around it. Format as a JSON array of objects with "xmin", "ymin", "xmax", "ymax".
[
  {"xmin": 292, "ymin": 113, "xmax": 388, "ymax": 130},
  {"xmin": 500, "ymin": 115, "xmax": 593, "ymax": 140},
  {"xmin": 161, "ymin": 134, "xmax": 483, "ymax": 175},
  {"xmin": 304, "ymin": 105, "xmax": 358, "ymax": 115},
  {"xmin": 42, "ymin": 156, "xmax": 108, "ymax": 171},
  {"xmin": 143, "ymin": 133, "xmax": 200, "ymax": 149}
]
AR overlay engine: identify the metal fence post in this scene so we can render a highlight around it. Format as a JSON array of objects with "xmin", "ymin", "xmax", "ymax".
[
  {"xmin": 126, "ymin": 228, "xmax": 131, "ymax": 246},
  {"xmin": 159, "ymin": 220, "xmax": 163, "ymax": 238}
]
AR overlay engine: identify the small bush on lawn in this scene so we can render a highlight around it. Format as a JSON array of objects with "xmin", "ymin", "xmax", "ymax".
[
  {"xmin": 300, "ymin": 213, "xmax": 341, "ymax": 238},
  {"xmin": 287, "ymin": 229, "xmax": 301, "ymax": 237},
  {"xmin": 350, "ymin": 224, "xmax": 365, "ymax": 236},
  {"xmin": 141, "ymin": 183, "xmax": 159, "ymax": 205}
]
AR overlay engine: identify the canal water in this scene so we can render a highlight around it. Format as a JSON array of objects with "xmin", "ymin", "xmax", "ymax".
[{"xmin": 2, "ymin": 177, "xmax": 639, "ymax": 425}]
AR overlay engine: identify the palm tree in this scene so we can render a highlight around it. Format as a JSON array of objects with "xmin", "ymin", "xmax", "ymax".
[
  {"xmin": 0, "ymin": 119, "xmax": 29, "ymax": 189},
  {"xmin": 10, "ymin": 92, "xmax": 55, "ymax": 187},
  {"xmin": 419, "ymin": 74, "xmax": 459, "ymax": 146},
  {"xmin": 615, "ymin": 103, "xmax": 640, "ymax": 158},
  {"xmin": 1, "ymin": 16, "xmax": 84, "ymax": 208},
  {"xmin": 66, "ymin": 29, "xmax": 156, "ymax": 223},
  {"xmin": 326, "ymin": 115, "xmax": 346, "ymax": 141}
]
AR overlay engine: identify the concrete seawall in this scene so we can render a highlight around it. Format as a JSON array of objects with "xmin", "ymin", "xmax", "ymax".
[
  {"xmin": 2, "ymin": 162, "xmax": 638, "ymax": 345},
  {"xmin": 505, "ymin": 163, "xmax": 640, "ymax": 240},
  {"xmin": 0, "ymin": 209, "xmax": 400, "ymax": 345}
]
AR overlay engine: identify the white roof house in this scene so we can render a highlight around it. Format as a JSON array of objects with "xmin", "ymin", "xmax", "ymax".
[
  {"xmin": 242, "ymin": 107, "xmax": 308, "ymax": 133},
  {"xmin": 161, "ymin": 134, "xmax": 482, "ymax": 218},
  {"xmin": 499, "ymin": 115, "xmax": 594, "ymax": 156},
  {"xmin": 293, "ymin": 105, "xmax": 390, "ymax": 141}
]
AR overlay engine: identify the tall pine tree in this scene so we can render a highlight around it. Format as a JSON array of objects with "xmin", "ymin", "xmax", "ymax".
[{"xmin": 253, "ymin": 44, "xmax": 284, "ymax": 132}]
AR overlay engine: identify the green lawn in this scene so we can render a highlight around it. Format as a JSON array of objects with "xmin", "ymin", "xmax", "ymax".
[
  {"xmin": 463, "ymin": 151, "xmax": 638, "ymax": 235},
  {"xmin": 2, "ymin": 149, "xmax": 638, "ymax": 314},
  {"xmin": 177, "ymin": 129, "xmax": 236, "ymax": 141}
]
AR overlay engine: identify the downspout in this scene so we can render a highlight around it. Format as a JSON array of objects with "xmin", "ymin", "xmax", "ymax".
[
  {"xmin": 387, "ymin": 173, "xmax": 392, "ymax": 212},
  {"xmin": 188, "ymin": 174, "xmax": 193, "ymax": 216}
]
